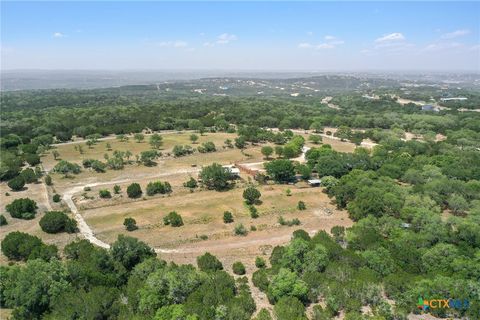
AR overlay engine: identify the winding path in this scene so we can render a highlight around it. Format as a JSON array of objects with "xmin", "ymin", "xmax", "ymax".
[
  {"xmin": 61, "ymin": 148, "xmax": 315, "ymax": 254},
  {"xmin": 62, "ymin": 169, "xmax": 200, "ymax": 253}
]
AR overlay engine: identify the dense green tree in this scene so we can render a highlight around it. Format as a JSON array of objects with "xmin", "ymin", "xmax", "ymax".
[
  {"xmin": 1, "ymin": 231, "xmax": 58, "ymax": 261},
  {"xmin": 127, "ymin": 183, "xmax": 143, "ymax": 198},
  {"xmin": 6, "ymin": 197, "xmax": 38, "ymax": 219},
  {"xmin": 0, "ymin": 214, "xmax": 7, "ymax": 226},
  {"xmin": 199, "ymin": 163, "xmax": 233, "ymax": 191},
  {"xmin": 110, "ymin": 235, "xmax": 156, "ymax": 271},
  {"xmin": 149, "ymin": 133, "xmax": 163, "ymax": 149},
  {"xmin": 1, "ymin": 259, "xmax": 70, "ymax": 319},
  {"xmin": 261, "ymin": 146, "xmax": 274, "ymax": 159},
  {"xmin": 197, "ymin": 252, "xmax": 223, "ymax": 272},
  {"xmin": 39, "ymin": 211, "xmax": 77, "ymax": 234},
  {"xmin": 265, "ymin": 159, "xmax": 296, "ymax": 183},
  {"xmin": 163, "ymin": 211, "xmax": 184, "ymax": 227},
  {"xmin": 243, "ymin": 185, "xmax": 261, "ymax": 205},
  {"xmin": 274, "ymin": 296, "xmax": 307, "ymax": 320},
  {"xmin": 20, "ymin": 168, "xmax": 37, "ymax": 183},
  {"xmin": 124, "ymin": 217, "xmax": 138, "ymax": 231},
  {"xmin": 268, "ymin": 268, "xmax": 308, "ymax": 303},
  {"xmin": 232, "ymin": 261, "xmax": 246, "ymax": 275},
  {"xmin": 7, "ymin": 175, "xmax": 25, "ymax": 191}
]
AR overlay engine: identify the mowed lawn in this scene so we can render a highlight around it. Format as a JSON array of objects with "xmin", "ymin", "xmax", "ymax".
[{"xmin": 82, "ymin": 183, "xmax": 347, "ymax": 248}]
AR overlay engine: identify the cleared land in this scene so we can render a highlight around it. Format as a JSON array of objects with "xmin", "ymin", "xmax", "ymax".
[{"xmin": 2, "ymin": 131, "xmax": 358, "ymax": 265}]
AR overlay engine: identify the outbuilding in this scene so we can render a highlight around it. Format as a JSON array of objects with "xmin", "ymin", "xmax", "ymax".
[{"xmin": 307, "ymin": 179, "xmax": 322, "ymax": 187}]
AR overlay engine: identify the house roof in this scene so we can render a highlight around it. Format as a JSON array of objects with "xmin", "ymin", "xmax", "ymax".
[{"xmin": 307, "ymin": 179, "xmax": 322, "ymax": 184}]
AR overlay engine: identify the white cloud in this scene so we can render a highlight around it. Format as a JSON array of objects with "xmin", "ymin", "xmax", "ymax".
[
  {"xmin": 441, "ymin": 29, "xmax": 470, "ymax": 39},
  {"xmin": 298, "ymin": 36, "xmax": 344, "ymax": 50},
  {"xmin": 316, "ymin": 43, "xmax": 335, "ymax": 49},
  {"xmin": 422, "ymin": 42, "xmax": 463, "ymax": 52},
  {"xmin": 298, "ymin": 42, "xmax": 313, "ymax": 49},
  {"xmin": 52, "ymin": 32, "xmax": 65, "ymax": 38},
  {"xmin": 203, "ymin": 42, "xmax": 214, "ymax": 47},
  {"xmin": 158, "ymin": 40, "xmax": 188, "ymax": 48},
  {"xmin": 375, "ymin": 32, "xmax": 405, "ymax": 42},
  {"xmin": 307, "ymin": 31, "xmax": 314, "ymax": 36},
  {"xmin": 216, "ymin": 33, "xmax": 237, "ymax": 44}
]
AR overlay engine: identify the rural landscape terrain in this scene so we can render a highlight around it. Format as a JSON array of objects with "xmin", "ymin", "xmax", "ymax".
[
  {"xmin": 1, "ymin": 0, "xmax": 480, "ymax": 319},
  {"xmin": 1, "ymin": 72, "xmax": 479, "ymax": 320}
]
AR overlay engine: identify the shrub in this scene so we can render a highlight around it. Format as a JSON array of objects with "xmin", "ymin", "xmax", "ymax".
[
  {"xmin": 163, "ymin": 211, "xmax": 183, "ymax": 227},
  {"xmin": 254, "ymin": 309, "xmax": 273, "ymax": 320},
  {"xmin": 20, "ymin": 168, "xmax": 37, "ymax": 183},
  {"xmin": 1, "ymin": 231, "xmax": 58, "ymax": 261},
  {"xmin": 297, "ymin": 201, "xmax": 306, "ymax": 210},
  {"xmin": 199, "ymin": 163, "xmax": 234, "ymax": 191},
  {"xmin": 52, "ymin": 194, "xmax": 61, "ymax": 202},
  {"xmin": 0, "ymin": 214, "xmax": 8, "ymax": 226},
  {"xmin": 252, "ymin": 269, "xmax": 269, "ymax": 292},
  {"xmin": 7, "ymin": 175, "xmax": 25, "ymax": 191},
  {"xmin": 223, "ymin": 211, "xmax": 234, "ymax": 223},
  {"xmin": 197, "ymin": 141, "xmax": 216, "ymax": 153},
  {"xmin": 44, "ymin": 175, "xmax": 53, "ymax": 186},
  {"xmin": 84, "ymin": 186, "xmax": 91, "ymax": 191},
  {"xmin": 183, "ymin": 177, "xmax": 198, "ymax": 189},
  {"xmin": 197, "ymin": 252, "xmax": 223, "ymax": 272},
  {"xmin": 127, "ymin": 183, "xmax": 142, "ymax": 198},
  {"xmin": 146, "ymin": 181, "xmax": 172, "ymax": 196},
  {"xmin": 274, "ymin": 296, "xmax": 307, "ymax": 320},
  {"xmin": 124, "ymin": 217, "xmax": 138, "ymax": 231},
  {"xmin": 234, "ymin": 223, "xmax": 248, "ymax": 236},
  {"xmin": 52, "ymin": 160, "xmax": 81, "ymax": 176},
  {"xmin": 261, "ymin": 146, "xmax": 274, "ymax": 159},
  {"xmin": 39, "ymin": 211, "xmax": 77, "ymax": 234},
  {"xmin": 249, "ymin": 205, "xmax": 259, "ymax": 219},
  {"xmin": 99, "ymin": 189, "xmax": 111, "ymax": 198},
  {"xmin": 232, "ymin": 261, "xmax": 246, "ymax": 275},
  {"xmin": 6, "ymin": 198, "xmax": 38, "ymax": 219},
  {"xmin": 243, "ymin": 186, "xmax": 261, "ymax": 205},
  {"xmin": 278, "ymin": 216, "xmax": 301, "ymax": 226},
  {"xmin": 113, "ymin": 185, "xmax": 121, "ymax": 194},
  {"xmin": 172, "ymin": 145, "xmax": 194, "ymax": 157},
  {"xmin": 251, "ymin": 225, "xmax": 257, "ymax": 231},
  {"xmin": 255, "ymin": 256, "xmax": 266, "ymax": 268},
  {"xmin": 24, "ymin": 153, "xmax": 41, "ymax": 166}
]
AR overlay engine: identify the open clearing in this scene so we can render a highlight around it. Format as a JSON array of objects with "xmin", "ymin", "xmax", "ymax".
[{"xmin": 2, "ymin": 131, "xmax": 357, "ymax": 265}]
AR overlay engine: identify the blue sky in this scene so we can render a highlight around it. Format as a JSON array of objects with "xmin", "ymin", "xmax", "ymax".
[{"xmin": 1, "ymin": 1, "xmax": 479, "ymax": 71}]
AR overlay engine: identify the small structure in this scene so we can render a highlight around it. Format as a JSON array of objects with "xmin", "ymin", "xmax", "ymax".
[
  {"xmin": 307, "ymin": 179, "xmax": 322, "ymax": 187},
  {"xmin": 223, "ymin": 165, "xmax": 240, "ymax": 177},
  {"xmin": 421, "ymin": 105, "xmax": 439, "ymax": 112},
  {"xmin": 440, "ymin": 97, "xmax": 467, "ymax": 102}
]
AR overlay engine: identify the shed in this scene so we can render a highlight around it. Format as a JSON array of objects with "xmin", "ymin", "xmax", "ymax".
[{"xmin": 307, "ymin": 179, "xmax": 322, "ymax": 187}]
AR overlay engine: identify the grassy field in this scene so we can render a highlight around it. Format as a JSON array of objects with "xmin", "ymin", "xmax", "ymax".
[
  {"xmin": 82, "ymin": 182, "xmax": 350, "ymax": 248},
  {"xmin": 42, "ymin": 131, "xmax": 238, "ymax": 171},
  {"xmin": 2, "ymin": 131, "xmax": 357, "ymax": 266}
]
